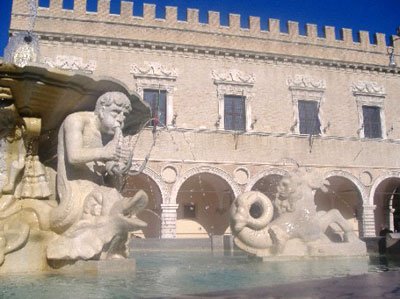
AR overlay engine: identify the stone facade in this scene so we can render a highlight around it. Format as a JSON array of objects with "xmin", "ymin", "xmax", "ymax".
[{"xmin": 8, "ymin": 0, "xmax": 400, "ymax": 238}]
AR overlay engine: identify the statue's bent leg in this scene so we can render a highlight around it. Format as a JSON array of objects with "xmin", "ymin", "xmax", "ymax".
[
  {"xmin": 318, "ymin": 209, "xmax": 358, "ymax": 242},
  {"xmin": 268, "ymin": 225, "xmax": 289, "ymax": 253},
  {"xmin": 104, "ymin": 233, "xmax": 129, "ymax": 260}
]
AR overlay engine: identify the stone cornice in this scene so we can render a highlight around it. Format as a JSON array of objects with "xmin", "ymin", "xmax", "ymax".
[
  {"xmin": 22, "ymin": 30, "xmax": 400, "ymax": 76},
  {"xmin": 25, "ymin": 32, "xmax": 400, "ymax": 75}
]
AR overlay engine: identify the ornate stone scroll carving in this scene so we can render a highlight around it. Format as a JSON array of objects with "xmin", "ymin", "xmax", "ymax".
[
  {"xmin": 287, "ymin": 75, "xmax": 326, "ymax": 90},
  {"xmin": 43, "ymin": 55, "xmax": 96, "ymax": 74},
  {"xmin": 352, "ymin": 81, "xmax": 385, "ymax": 96},
  {"xmin": 130, "ymin": 62, "xmax": 177, "ymax": 79},
  {"xmin": 212, "ymin": 69, "xmax": 255, "ymax": 85}
]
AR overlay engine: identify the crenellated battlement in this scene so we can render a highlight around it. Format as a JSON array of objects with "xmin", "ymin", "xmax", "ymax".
[{"xmin": 9, "ymin": 0, "xmax": 400, "ymax": 65}]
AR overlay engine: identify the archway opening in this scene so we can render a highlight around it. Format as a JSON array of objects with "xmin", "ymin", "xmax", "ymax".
[
  {"xmin": 251, "ymin": 174, "xmax": 283, "ymax": 201},
  {"xmin": 373, "ymin": 177, "xmax": 400, "ymax": 235},
  {"xmin": 176, "ymin": 173, "xmax": 235, "ymax": 238},
  {"xmin": 122, "ymin": 173, "xmax": 162, "ymax": 239},
  {"xmin": 315, "ymin": 176, "xmax": 362, "ymax": 237}
]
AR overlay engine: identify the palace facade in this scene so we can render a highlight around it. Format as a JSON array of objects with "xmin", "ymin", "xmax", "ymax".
[{"xmin": 8, "ymin": 0, "xmax": 400, "ymax": 238}]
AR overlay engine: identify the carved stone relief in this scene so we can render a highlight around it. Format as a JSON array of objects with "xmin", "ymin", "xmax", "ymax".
[
  {"xmin": 212, "ymin": 69, "xmax": 255, "ymax": 85},
  {"xmin": 43, "ymin": 55, "xmax": 96, "ymax": 74},
  {"xmin": 352, "ymin": 81, "xmax": 385, "ymax": 96},
  {"xmin": 233, "ymin": 167, "xmax": 250, "ymax": 185},
  {"xmin": 130, "ymin": 62, "xmax": 177, "ymax": 79},
  {"xmin": 161, "ymin": 165, "xmax": 178, "ymax": 184},
  {"xmin": 287, "ymin": 75, "xmax": 326, "ymax": 90}
]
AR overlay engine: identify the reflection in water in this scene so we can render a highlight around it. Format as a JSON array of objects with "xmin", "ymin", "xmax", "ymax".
[{"xmin": 1, "ymin": 252, "xmax": 400, "ymax": 298}]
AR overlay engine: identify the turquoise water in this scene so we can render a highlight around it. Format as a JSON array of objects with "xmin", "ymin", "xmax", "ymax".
[{"xmin": 0, "ymin": 252, "xmax": 399, "ymax": 298}]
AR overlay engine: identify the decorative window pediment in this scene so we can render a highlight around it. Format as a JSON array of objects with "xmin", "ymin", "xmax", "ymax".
[
  {"xmin": 130, "ymin": 62, "xmax": 177, "ymax": 81},
  {"xmin": 212, "ymin": 69, "xmax": 255, "ymax": 131},
  {"xmin": 287, "ymin": 75, "xmax": 326, "ymax": 91},
  {"xmin": 352, "ymin": 81, "xmax": 385, "ymax": 97},
  {"xmin": 352, "ymin": 81, "xmax": 386, "ymax": 139},
  {"xmin": 287, "ymin": 75, "xmax": 326, "ymax": 135},
  {"xmin": 212, "ymin": 69, "xmax": 255, "ymax": 86},
  {"xmin": 131, "ymin": 62, "xmax": 177, "ymax": 127},
  {"xmin": 43, "ymin": 55, "xmax": 96, "ymax": 74}
]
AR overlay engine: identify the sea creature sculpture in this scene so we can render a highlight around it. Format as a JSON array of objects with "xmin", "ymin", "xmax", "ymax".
[{"xmin": 230, "ymin": 170, "xmax": 366, "ymax": 257}]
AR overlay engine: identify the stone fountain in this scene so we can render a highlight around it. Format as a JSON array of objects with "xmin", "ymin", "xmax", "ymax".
[
  {"xmin": 0, "ymin": 29, "xmax": 151, "ymax": 273},
  {"xmin": 230, "ymin": 169, "xmax": 367, "ymax": 260}
]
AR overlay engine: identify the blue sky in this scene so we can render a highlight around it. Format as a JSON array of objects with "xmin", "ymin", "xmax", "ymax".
[{"xmin": 0, "ymin": 0, "xmax": 399, "ymax": 56}]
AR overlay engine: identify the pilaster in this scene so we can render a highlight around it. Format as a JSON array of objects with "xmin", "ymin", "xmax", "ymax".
[
  {"xmin": 361, "ymin": 204, "xmax": 376, "ymax": 237},
  {"xmin": 161, "ymin": 203, "xmax": 179, "ymax": 238}
]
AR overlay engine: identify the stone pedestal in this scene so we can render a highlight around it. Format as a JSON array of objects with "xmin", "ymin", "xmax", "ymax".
[
  {"xmin": 47, "ymin": 258, "xmax": 136, "ymax": 274},
  {"xmin": 0, "ymin": 229, "xmax": 55, "ymax": 274},
  {"xmin": 260, "ymin": 238, "xmax": 367, "ymax": 261},
  {"xmin": 161, "ymin": 204, "xmax": 178, "ymax": 238}
]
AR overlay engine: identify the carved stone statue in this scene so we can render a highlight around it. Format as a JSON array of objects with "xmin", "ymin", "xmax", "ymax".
[
  {"xmin": 230, "ymin": 170, "xmax": 366, "ymax": 258},
  {"xmin": 47, "ymin": 92, "xmax": 148, "ymax": 260},
  {"xmin": 0, "ymin": 102, "xmax": 40, "ymax": 267},
  {"xmin": 0, "ymin": 64, "xmax": 150, "ymax": 272}
]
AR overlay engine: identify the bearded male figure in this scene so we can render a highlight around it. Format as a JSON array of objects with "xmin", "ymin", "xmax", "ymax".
[{"xmin": 47, "ymin": 92, "xmax": 148, "ymax": 261}]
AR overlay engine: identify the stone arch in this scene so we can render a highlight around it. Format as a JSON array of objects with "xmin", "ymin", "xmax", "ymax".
[
  {"xmin": 245, "ymin": 168, "xmax": 289, "ymax": 192},
  {"xmin": 323, "ymin": 170, "xmax": 368, "ymax": 204},
  {"xmin": 369, "ymin": 172, "xmax": 400, "ymax": 234},
  {"xmin": 128, "ymin": 165, "xmax": 169, "ymax": 204},
  {"xmin": 124, "ymin": 166, "xmax": 170, "ymax": 238},
  {"xmin": 170, "ymin": 165, "xmax": 241, "ymax": 205},
  {"xmin": 368, "ymin": 172, "xmax": 400, "ymax": 206},
  {"xmin": 316, "ymin": 170, "xmax": 367, "ymax": 237}
]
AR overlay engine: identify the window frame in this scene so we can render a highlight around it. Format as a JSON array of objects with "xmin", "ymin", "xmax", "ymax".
[
  {"xmin": 131, "ymin": 62, "xmax": 177, "ymax": 127},
  {"xmin": 223, "ymin": 94, "xmax": 247, "ymax": 131},
  {"xmin": 352, "ymin": 81, "xmax": 386, "ymax": 140},
  {"xmin": 143, "ymin": 89, "xmax": 167, "ymax": 127},
  {"xmin": 297, "ymin": 100, "xmax": 322, "ymax": 135},
  {"xmin": 362, "ymin": 105, "xmax": 382, "ymax": 139},
  {"xmin": 212, "ymin": 69, "xmax": 255, "ymax": 132},
  {"xmin": 287, "ymin": 75, "xmax": 326, "ymax": 136}
]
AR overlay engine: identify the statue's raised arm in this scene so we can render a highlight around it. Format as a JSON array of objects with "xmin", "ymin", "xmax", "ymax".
[{"xmin": 48, "ymin": 92, "xmax": 148, "ymax": 261}]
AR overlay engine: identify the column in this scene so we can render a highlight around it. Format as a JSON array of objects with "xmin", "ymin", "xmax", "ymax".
[
  {"xmin": 361, "ymin": 204, "xmax": 376, "ymax": 237},
  {"xmin": 161, "ymin": 203, "xmax": 179, "ymax": 238}
]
